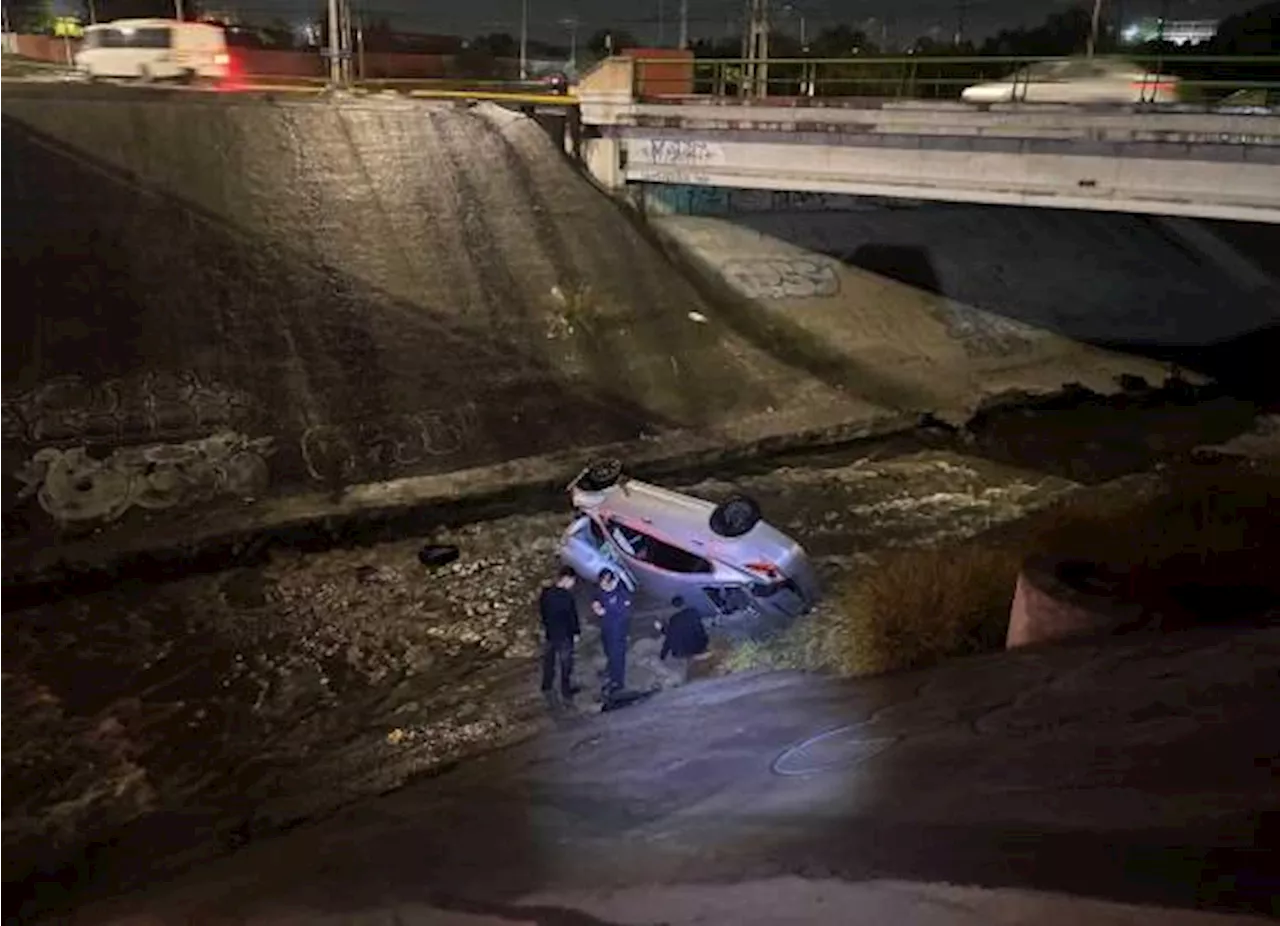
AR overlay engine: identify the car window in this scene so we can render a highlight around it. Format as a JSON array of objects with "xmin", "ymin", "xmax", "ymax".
[
  {"xmin": 92, "ymin": 26, "xmax": 173, "ymax": 49},
  {"xmin": 587, "ymin": 516, "xmax": 607, "ymax": 548},
  {"xmin": 1021, "ymin": 61, "xmax": 1069, "ymax": 80},
  {"xmin": 1056, "ymin": 59, "xmax": 1098, "ymax": 79},
  {"xmin": 606, "ymin": 519, "xmax": 714, "ymax": 574}
]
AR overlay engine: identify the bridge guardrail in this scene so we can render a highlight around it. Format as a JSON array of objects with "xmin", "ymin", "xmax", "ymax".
[{"xmin": 629, "ymin": 54, "xmax": 1280, "ymax": 107}]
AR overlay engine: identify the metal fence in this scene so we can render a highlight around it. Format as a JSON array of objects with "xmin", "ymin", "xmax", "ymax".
[{"xmin": 631, "ymin": 54, "xmax": 1280, "ymax": 106}]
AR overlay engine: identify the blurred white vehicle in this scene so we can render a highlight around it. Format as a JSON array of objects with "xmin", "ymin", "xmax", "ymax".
[
  {"xmin": 961, "ymin": 57, "xmax": 1180, "ymax": 105},
  {"xmin": 75, "ymin": 19, "xmax": 229, "ymax": 83}
]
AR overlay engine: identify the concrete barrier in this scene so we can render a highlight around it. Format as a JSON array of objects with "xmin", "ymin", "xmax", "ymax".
[{"xmin": 1007, "ymin": 555, "xmax": 1147, "ymax": 648}]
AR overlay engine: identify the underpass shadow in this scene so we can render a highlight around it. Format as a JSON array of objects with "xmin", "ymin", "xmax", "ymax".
[
  {"xmin": 733, "ymin": 206, "xmax": 1280, "ymax": 404},
  {"xmin": 845, "ymin": 243, "xmax": 945, "ymax": 296}
]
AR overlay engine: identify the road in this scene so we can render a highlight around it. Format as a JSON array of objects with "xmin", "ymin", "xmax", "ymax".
[{"xmin": 65, "ymin": 623, "xmax": 1280, "ymax": 925}]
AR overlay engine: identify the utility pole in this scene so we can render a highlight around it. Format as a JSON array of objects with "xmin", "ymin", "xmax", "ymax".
[
  {"xmin": 356, "ymin": 15, "xmax": 365, "ymax": 81},
  {"xmin": 174, "ymin": 0, "xmax": 184, "ymax": 20},
  {"xmin": 954, "ymin": 0, "xmax": 966, "ymax": 46},
  {"xmin": 327, "ymin": 0, "xmax": 341, "ymax": 85},
  {"xmin": 519, "ymin": 0, "xmax": 528, "ymax": 80},
  {"xmin": 678, "ymin": 0, "xmax": 689, "ymax": 49},
  {"xmin": 743, "ymin": 0, "xmax": 769, "ymax": 98},
  {"xmin": 339, "ymin": 0, "xmax": 353, "ymax": 84},
  {"xmin": 1086, "ymin": 0, "xmax": 1104, "ymax": 56},
  {"xmin": 657, "ymin": 0, "xmax": 664, "ymax": 47}
]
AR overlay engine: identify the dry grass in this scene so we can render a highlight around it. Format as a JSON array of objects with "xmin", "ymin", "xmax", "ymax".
[
  {"xmin": 729, "ymin": 546, "xmax": 1023, "ymax": 678},
  {"xmin": 729, "ymin": 463, "xmax": 1279, "ymax": 679}
]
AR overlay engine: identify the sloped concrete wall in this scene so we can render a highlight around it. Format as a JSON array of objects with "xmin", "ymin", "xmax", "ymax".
[{"xmin": 3, "ymin": 89, "xmax": 865, "ymax": 532}]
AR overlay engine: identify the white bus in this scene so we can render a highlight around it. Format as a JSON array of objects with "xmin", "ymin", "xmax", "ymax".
[{"xmin": 75, "ymin": 19, "xmax": 229, "ymax": 83}]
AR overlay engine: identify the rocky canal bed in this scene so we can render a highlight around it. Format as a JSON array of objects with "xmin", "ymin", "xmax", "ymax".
[{"xmin": 2, "ymin": 391, "xmax": 1269, "ymax": 918}]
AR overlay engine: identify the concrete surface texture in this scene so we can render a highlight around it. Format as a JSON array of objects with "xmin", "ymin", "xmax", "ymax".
[
  {"xmin": 708, "ymin": 203, "xmax": 1280, "ymax": 349},
  {"xmin": 650, "ymin": 214, "xmax": 1173, "ymax": 416},
  {"xmin": 68, "ymin": 625, "xmax": 1280, "ymax": 925},
  {"xmin": 0, "ymin": 87, "xmax": 872, "ymax": 524},
  {"xmin": 3, "ymin": 86, "xmax": 1186, "ymax": 548}
]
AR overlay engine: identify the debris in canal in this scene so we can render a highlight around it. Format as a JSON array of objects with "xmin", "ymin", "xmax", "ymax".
[{"xmin": 4, "ymin": 399, "xmax": 1275, "ymax": 916}]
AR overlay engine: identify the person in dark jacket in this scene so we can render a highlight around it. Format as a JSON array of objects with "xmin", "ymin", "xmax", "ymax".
[
  {"xmin": 653, "ymin": 596, "xmax": 710, "ymax": 688},
  {"xmin": 539, "ymin": 566, "xmax": 581, "ymax": 706},
  {"xmin": 660, "ymin": 595, "xmax": 710, "ymax": 659},
  {"xmin": 591, "ymin": 568, "xmax": 633, "ymax": 699}
]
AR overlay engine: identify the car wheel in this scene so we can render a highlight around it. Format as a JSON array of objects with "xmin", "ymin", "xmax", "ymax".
[
  {"xmin": 580, "ymin": 458, "xmax": 623, "ymax": 491},
  {"xmin": 710, "ymin": 494, "xmax": 762, "ymax": 538},
  {"xmin": 417, "ymin": 543, "xmax": 460, "ymax": 568}
]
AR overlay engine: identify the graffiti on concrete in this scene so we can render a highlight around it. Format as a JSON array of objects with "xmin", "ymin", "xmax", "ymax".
[
  {"xmin": 2, "ymin": 372, "xmax": 256, "ymax": 449},
  {"xmin": 300, "ymin": 405, "xmax": 480, "ymax": 484},
  {"xmin": 642, "ymin": 184, "xmax": 731, "ymax": 216},
  {"xmin": 722, "ymin": 257, "xmax": 841, "ymax": 300},
  {"xmin": 728, "ymin": 189, "xmax": 870, "ymax": 213},
  {"xmin": 636, "ymin": 185, "xmax": 874, "ymax": 216},
  {"xmin": 634, "ymin": 169, "xmax": 712, "ymax": 186},
  {"xmin": 934, "ymin": 301, "xmax": 1037, "ymax": 358},
  {"xmin": 643, "ymin": 138, "xmax": 722, "ymax": 166},
  {"xmin": 14, "ymin": 430, "xmax": 275, "ymax": 524}
]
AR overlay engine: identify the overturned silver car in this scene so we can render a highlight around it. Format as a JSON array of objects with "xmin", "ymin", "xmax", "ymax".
[{"xmin": 559, "ymin": 459, "xmax": 820, "ymax": 623}]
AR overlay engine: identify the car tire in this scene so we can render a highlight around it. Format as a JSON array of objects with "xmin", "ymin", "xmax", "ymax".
[
  {"xmin": 710, "ymin": 494, "xmax": 762, "ymax": 538},
  {"xmin": 417, "ymin": 543, "xmax": 460, "ymax": 568},
  {"xmin": 580, "ymin": 458, "xmax": 623, "ymax": 491}
]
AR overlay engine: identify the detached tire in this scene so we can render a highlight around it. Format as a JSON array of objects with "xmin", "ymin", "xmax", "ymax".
[
  {"xmin": 418, "ymin": 543, "xmax": 460, "ymax": 568},
  {"xmin": 580, "ymin": 458, "xmax": 623, "ymax": 491},
  {"xmin": 710, "ymin": 494, "xmax": 762, "ymax": 538}
]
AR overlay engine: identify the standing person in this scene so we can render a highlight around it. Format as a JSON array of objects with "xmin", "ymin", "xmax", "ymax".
[
  {"xmin": 655, "ymin": 595, "xmax": 710, "ymax": 688},
  {"xmin": 592, "ymin": 568, "xmax": 633, "ymax": 701},
  {"xmin": 539, "ymin": 567, "xmax": 581, "ymax": 708}
]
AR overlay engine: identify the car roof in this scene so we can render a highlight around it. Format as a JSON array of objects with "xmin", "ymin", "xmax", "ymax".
[{"xmin": 89, "ymin": 18, "xmax": 218, "ymax": 29}]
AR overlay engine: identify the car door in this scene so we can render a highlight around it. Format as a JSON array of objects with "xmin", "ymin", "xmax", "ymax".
[
  {"xmin": 1036, "ymin": 59, "xmax": 1100, "ymax": 103},
  {"xmin": 561, "ymin": 515, "xmax": 636, "ymax": 591},
  {"xmin": 1019, "ymin": 61, "xmax": 1069, "ymax": 103}
]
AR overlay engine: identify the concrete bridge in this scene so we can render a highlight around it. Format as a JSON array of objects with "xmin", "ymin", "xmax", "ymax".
[{"xmin": 575, "ymin": 58, "xmax": 1280, "ymax": 223}]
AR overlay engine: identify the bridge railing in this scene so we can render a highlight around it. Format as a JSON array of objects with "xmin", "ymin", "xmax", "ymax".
[{"xmin": 630, "ymin": 54, "xmax": 1280, "ymax": 106}]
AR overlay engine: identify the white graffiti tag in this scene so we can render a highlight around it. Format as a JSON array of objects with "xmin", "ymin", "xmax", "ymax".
[
  {"xmin": 13, "ymin": 431, "xmax": 274, "ymax": 524},
  {"xmin": 2, "ymin": 371, "xmax": 255, "ymax": 448},
  {"xmin": 721, "ymin": 257, "xmax": 841, "ymax": 300},
  {"xmin": 933, "ymin": 301, "xmax": 1037, "ymax": 358},
  {"xmin": 299, "ymin": 407, "xmax": 478, "ymax": 483},
  {"xmin": 644, "ymin": 138, "xmax": 721, "ymax": 166}
]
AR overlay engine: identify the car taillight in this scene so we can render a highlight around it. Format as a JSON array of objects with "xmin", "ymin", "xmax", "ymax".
[
  {"xmin": 1132, "ymin": 80, "xmax": 1175, "ymax": 93},
  {"xmin": 745, "ymin": 561, "xmax": 781, "ymax": 580}
]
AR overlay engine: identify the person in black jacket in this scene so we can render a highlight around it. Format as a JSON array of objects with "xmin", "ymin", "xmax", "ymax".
[
  {"xmin": 654, "ymin": 595, "xmax": 710, "ymax": 688},
  {"xmin": 539, "ymin": 566, "xmax": 581, "ymax": 706}
]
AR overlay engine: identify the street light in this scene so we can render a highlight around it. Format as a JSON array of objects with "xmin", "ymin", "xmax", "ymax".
[
  {"xmin": 783, "ymin": 2, "xmax": 807, "ymax": 51},
  {"xmin": 560, "ymin": 16, "xmax": 578, "ymax": 73}
]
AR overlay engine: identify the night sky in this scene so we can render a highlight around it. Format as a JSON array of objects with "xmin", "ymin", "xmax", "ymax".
[
  {"xmin": 297, "ymin": 0, "xmax": 1264, "ymax": 43},
  {"xmin": 60, "ymin": 0, "xmax": 1269, "ymax": 45}
]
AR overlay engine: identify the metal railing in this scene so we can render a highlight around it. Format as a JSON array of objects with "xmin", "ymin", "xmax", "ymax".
[{"xmin": 629, "ymin": 54, "xmax": 1280, "ymax": 106}]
